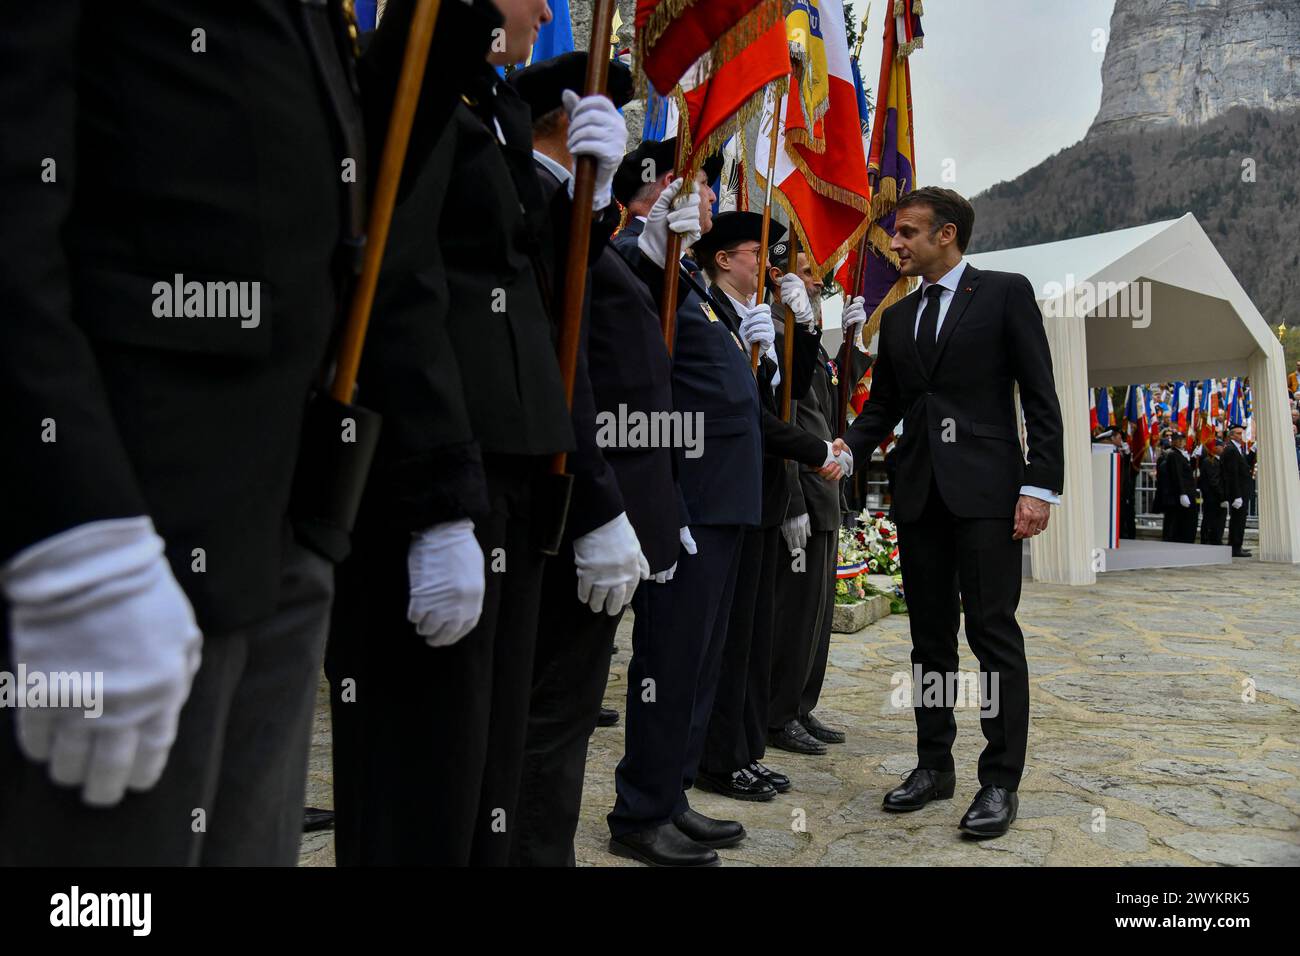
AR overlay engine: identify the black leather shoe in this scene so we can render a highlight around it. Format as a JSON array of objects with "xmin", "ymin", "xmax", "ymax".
[
  {"xmin": 749, "ymin": 761, "xmax": 791, "ymax": 793},
  {"xmin": 303, "ymin": 807, "xmax": 335, "ymax": 832},
  {"xmin": 609, "ymin": 823, "xmax": 720, "ymax": 866},
  {"xmin": 695, "ymin": 767, "xmax": 776, "ymax": 801},
  {"xmin": 800, "ymin": 712, "xmax": 846, "ymax": 744},
  {"xmin": 596, "ymin": 707, "xmax": 619, "ymax": 727},
  {"xmin": 1232, "ymin": 549, "xmax": 1252, "ymax": 557},
  {"xmin": 882, "ymin": 768, "xmax": 956, "ymax": 812},
  {"xmin": 958, "ymin": 785, "xmax": 1019, "ymax": 838},
  {"xmin": 768, "ymin": 720, "xmax": 828, "ymax": 755},
  {"xmin": 672, "ymin": 808, "xmax": 746, "ymax": 849}
]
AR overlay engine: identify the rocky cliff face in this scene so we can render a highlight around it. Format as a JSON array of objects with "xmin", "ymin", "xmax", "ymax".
[{"xmin": 1089, "ymin": 0, "xmax": 1300, "ymax": 137}]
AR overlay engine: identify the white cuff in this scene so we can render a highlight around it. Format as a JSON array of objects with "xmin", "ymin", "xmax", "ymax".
[{"xmin": 1019, "ymin": 485, "xmax": 1061, "ymax": 506}]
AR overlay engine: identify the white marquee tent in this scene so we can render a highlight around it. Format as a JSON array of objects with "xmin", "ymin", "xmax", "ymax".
[{"xmin": 965, "ymin": 213, "xmax": 1300, "ymax": 585}]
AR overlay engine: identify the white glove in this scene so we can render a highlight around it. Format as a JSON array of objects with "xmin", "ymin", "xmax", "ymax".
[
  {"xmin": 842, "ymin": 294, "xmax": 867, "ymax": 341},
  {"xmin": 1179, "ymin": 494, "xmax": 1191, "ymax": 508},
  {"xmin": 637, "ymin": 178, "xmax": 701, "ymax": 268},
  {"xmin": 781, "ymin": 513, "xmax": 811, "ymax": 554},
  {"xmin": 573, "ymin": 513, "xmax": 648, "ymax": 615},
  {"xmin": 779, "ymin": 273, "xmax": 815, "ymax": 326},
  {"xmin": 679, "ymin": 526, "xmax": 698, "ymax": 556},
  {"xmin": 739, "ymin": 302, "xmax": 776, "ymax": 352},
  {"xmin": 651, "ymin": 562, "xmax": 677, "ymax": 584},
  {"xmin": 408, "ymin": 518, "xmax": 486, "ymax": 647},
  {"xmin": 1231, "ymin": 497, "xmax": 1244, "ymax": 509},
  {"xmin": 562, "ymin": 89, "xmax": 627, "ymax": 211},
  {"xmin": 824, "ymin": 440, "xmax": 855, "ymax": 478},
  {"xmin": 1, "ymin": 517, "xmax": 203, "ymax": 807},
  {"xmin": 1221, "ymin": 500, "xmax": 1230, "ymax": 509}
]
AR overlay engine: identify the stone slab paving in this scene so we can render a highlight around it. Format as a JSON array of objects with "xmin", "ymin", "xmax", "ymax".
[{"xmin": 301, "ymin": 557, "xmax": 1300, "ymax": 866}]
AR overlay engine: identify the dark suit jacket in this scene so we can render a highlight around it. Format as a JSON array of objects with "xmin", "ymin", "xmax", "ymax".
[
  {"xmin": 584, "ymin": 212, "xmax": 681, "ymax": 572},
  {"xmin": 1220, "ymin": 441, "xmax": 1252, "ymax": 502},
  {"xmin": 0, "ymin": 0, "xmax": 497, "ymax": 634},
  {"xmin": 1163, "ymin": 450, "xmax": 1196, "ymax": 502},
  {"xmin": 843, "ymin": 264, "xmax": 1064, "ymax": 523},
  {"xmin": 708, "ymin": 290, "xmax": 827, "ymax": 527},
  {"xmin": 621, "ymin": 248, "xmax": 763, "ymax": 528},
  {"xmin": 1198, "ymin": 454, "xmax": 1225, "ymax": 505}
]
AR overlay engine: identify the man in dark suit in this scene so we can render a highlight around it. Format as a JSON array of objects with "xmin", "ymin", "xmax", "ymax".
[
  {"xmin": 605, "ymin": 161, "xmax": 764, "ymax": 866},
  {"xmin": 1221, "ymin": 423, "xmax": 1253, "ymax": 557},
  {"xmin": 1198, "ymin": 438, "xmax": 1229, "ymax": 546},
  {"xmin": 0, "ymin": 0, "xmax": 499, "ymax": 866},
  {"xmin": 836, "ymin": 186, "xmax": 1064, "ymax": 838},
  {"xmin": 328, "ymin": 4, "xmax": 637, "ymax": 866},
  {"xmin": 503, "ymin": 53, "xmax": 681, "ymax": 867},
  {"xmin": 690, "ymin": 217, "xmax": 836, "ymax": 802}
]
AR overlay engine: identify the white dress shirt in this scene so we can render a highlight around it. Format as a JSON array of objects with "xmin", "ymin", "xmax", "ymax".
[{"xmin": 913, "ymin": 258, "xmax": 1059, "ymax": 506}]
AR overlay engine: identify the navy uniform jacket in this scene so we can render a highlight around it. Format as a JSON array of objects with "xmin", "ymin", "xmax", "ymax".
[
  {"xmin": 618, "ymin": 240, "xmax": 763, "ymax": 529},
  {"xmin": 708, "ymin": 291, "xmax": 827, "ymax": 528}
]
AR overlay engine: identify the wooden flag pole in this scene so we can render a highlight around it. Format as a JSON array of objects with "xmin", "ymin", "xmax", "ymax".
[
  {"xmin": 752, "ymin": 88, "xmax": 782, "ymax": 376},
  {"xmin": 331, "ymin": 0, "xmax": 443, "ymax": 404},
  {"xmin": 839, "ymin": 231, "xmax": 871, "ymax": 434},
  {"xmin": 550, "ymin": 0, "xmax": 618, "ymax": 476},
  {"xmin": 659, "ymin": 128, "xmax": 690, "ymax": 355}
]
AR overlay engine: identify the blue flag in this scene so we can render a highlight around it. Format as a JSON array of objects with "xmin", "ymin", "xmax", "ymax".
[{"xmin": 533, "ymin": 0, "xmax": 575, "ymax": 61}]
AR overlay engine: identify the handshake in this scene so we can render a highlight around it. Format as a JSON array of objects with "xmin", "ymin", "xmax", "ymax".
[{"xmin": 818, "ymin": 438, "xmax": 854, "ymax": 482}]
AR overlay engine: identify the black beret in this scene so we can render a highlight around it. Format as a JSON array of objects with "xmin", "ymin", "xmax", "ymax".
[
  {"xmin": 507, "ymin": 52, "xmax": 634, "ymax": 121},
  {"xmin": 692, "ymin": 211, "xmax": 784, "ymax": 267},
  {"xmin": 613, "ymin": 137, "xmax": 725, "ymax": 207}
]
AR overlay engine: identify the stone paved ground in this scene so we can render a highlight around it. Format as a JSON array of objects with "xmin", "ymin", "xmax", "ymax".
[{"xmin": 301, "ymin": 557, "xmax": 1300, "ymax": 866}]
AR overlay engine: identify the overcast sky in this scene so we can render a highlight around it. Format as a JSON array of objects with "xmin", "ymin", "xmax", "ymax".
[{"xmin": 854, "ymin": 0, "xmax": 1117, "ymax": 198}]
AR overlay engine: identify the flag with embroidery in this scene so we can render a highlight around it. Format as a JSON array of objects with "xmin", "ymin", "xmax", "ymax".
[{"xmin": 635, "ymin": 0, "xmax": 784, "ymax": 96}]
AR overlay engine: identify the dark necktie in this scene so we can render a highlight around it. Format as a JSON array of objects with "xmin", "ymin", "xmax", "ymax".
[{"xmin": 916, "ymin": 285, "xmax": 944, "ymax": 372}]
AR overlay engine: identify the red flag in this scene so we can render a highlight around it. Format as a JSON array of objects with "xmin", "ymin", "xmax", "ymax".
[
  {"xmin": 677, "ymin": 18, "xmax": 791, "ymax": 174},
  {"xmin": 635, "ymin": 0, "xmax": 784, "ymax": 97}
]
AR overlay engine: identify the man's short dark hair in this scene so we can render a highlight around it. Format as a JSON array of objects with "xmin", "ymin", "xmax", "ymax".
[
  {"xmin": 896, "ymin": 186, "xmax": 975, "ymax": 252},
  {"xmin": 531, "ymin": 106, "xmax": 566, "ymax": 140}
]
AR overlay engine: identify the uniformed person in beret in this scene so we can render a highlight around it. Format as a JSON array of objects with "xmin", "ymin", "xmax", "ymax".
[
  {"xmin": 691, "ymin": 216, "xmax": 844, "ymax": 800},
  {"xmin": 503, "ymin": 51, "xmax": 686, "ymax": 867}
]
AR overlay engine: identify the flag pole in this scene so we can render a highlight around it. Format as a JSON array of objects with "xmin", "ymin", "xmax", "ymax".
[
  {"xmin": 551, "ymin": 0, "xmax": 618, "ymax": 476},
  {"xmin": 659, "ymin": 127, "xmax": 691, "ymax": 355},
  {"xmin": 331, "ymin": 0, "xmax": 443, "ymax": 403},
  {"xmin": 779, "ymin": 239, "xmax": 798, "ymax": 422},
  {"xmin": 752, "ymin": 85, "xmax": 782, "ymax": 376},
  {"xmin": 839, "ymin": 1, "xmax": 873, "ymax": 435}
]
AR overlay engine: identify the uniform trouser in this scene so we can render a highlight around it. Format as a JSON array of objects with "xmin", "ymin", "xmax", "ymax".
[
  {"xmin": 1161, "ymin": 506, "xmax": 1179, "ymax": 541},
  {"xmin": 607, "ymin": 525, "xmax": 743, "ymax": 837},
  {"xmin": 769, "ymin": 527, "xmax": 836, "ymax": 729},
  {"xmin": 1162, "ymin": 505, "xmax": 1196, "ymax": 542},
  {"xmin": 511, "ymin": 542, "xmax": 622, "ymax": 867},
  {"xmin": 0, "ymin": 538, "xmax": 332, "ymax": 866},
  {"xmin": 896, "ymin": 478, "xmax": 1029, "ymax": 791},
  {"xmin": 1228, "ymin": 502, "xmax": 1248, "ymax": 551},
  {"xmin": 700, "ymin": 525, "xmax": 780, "ymax": 774},
  {"xmin": 327, "ymin": 463, "xmax": 545, "ymax": 866},
  {"xmin": 1201, "ymin": 500, "xmax": 1227, "ymax": 546}
]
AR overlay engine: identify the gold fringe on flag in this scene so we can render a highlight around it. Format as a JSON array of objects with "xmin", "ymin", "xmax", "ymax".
[
  {"xmin": 759, "ymin": 184, "xmax": 872, "ymax": 282},
  {"xmin": 671, "ymin": 76, "xmax": 789, "ymax": 180},
  {"xmin": 860, "ymin": 274, "xmax": 914, "ymax": 346},
  {"xmin": 634, "ymin": 0, "xmax": 785, "ymax": 100}
]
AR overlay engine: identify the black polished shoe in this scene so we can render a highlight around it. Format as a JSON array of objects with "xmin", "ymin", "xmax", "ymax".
[
  {"xmin": 672, "ymin": 808, "xmax": 746, "ymax": 849},
  {"xmin": 695, "ymin": 767, "xmax": 777, "ymax": 802},
  {"xmin": 882, "ymin": 768, "xmax": 957, "ymax": 812},
  {"xmin": 768, "ymin": 720, "xmax": 828, "ymax": 755},
  {"xmin": 609, "ymin": 823, "xmax": 720, "ymax": 866},
  {"xmin": 748, "ymin": 761, "xmax": 791, "ymax": 793},
  {"xmin": 303, "ymin": 807, "xmax": 335, "ymax": 832},
  {"xmin": 958, "ymin": 785, "xmax": 1019, "ymax": 838},
  {"xmin": 1232, "ymin": 549, "xmax": 1252, "ymax": 557},
  {"xmin": 596, "ymin": 707, "xmax": 619, "ymax": 727},
  {"xmin": 800, "ymin": 712, "xmax": 846, "ymax": 744}
]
